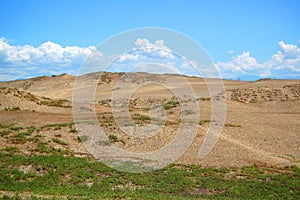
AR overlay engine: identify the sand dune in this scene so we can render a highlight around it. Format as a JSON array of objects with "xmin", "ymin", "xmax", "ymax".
[{"xmin": 0, "ymin": 72, "xmax": 299, "ymax": 168}]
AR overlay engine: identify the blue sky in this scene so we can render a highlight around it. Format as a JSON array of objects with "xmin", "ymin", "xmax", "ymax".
[{"xmin": 0, "ymin": 0, "xmax": 299, "ymax": 81}]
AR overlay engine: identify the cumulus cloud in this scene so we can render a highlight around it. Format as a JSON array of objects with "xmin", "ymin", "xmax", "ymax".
[
  {"xmin": 0, "ymin": 38, "xmax": 96, "ymax": 66},
  {"xmin": 1, "ymin": 37, "xmax": 300, "ymax": 81},
  {"xmin": 110, "ymin": 38, "xmax": 178, "ymax": 74},
  {"xmin": 218, "ymin": 52, "xmax": 262, "ymax": 73},
  {"xmin": 265, "ymin": 41, "xmax": 300, "ymax": 73},
  {"xmin": 0, "ymin": 38, "xmax": 97, "ymax": 80},
  {"xmin": 115, "ymin": 38, "xmax": 174, "ymax": 64},
  {"xmin": 217, "ymin": 41, "xmax": 300, "ymax": 80}
]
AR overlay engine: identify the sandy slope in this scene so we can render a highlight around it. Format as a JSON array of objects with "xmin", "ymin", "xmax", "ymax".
[{"xmin": 0, "ymin": 72, "xmax": 299, "ymax": 168}]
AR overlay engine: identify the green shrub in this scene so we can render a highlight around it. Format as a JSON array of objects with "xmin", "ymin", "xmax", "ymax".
[{"xmin": 108, "ymin": 134, "xmax": 118, "ymax": 142}]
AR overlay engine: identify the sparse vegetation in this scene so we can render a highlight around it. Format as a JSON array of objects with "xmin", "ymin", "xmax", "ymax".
[
  {"xmin": 52, "ymin": 138, "xmax": 68, "ymax": 146},
  {"xmin": 40, "ymin": 122, "xmax": 74, "ymax": 131},
  {"xmin": 0, "ymin": 151, "xmax": 299, "ymax": 199},
  {"xmin": 199, "ymin": 119, "xmax": 211, "ymax": 125},
  {"xmin": 99, "ymin": 73, "xmax": 113, "ymax": 84},
  {"xmin": 133, "ymin": 114, "xmax": 151, "ymax": 121},
  {"xmin": 69, "ymin": 128, "xmax": 77, "ymax": 133},
  {"xmin": 198, "ymin": 97, "xmax": 211, "ymax": 101},
  {"xmin": 77, "ymin": 135, "xmax": 88, "ymax": 143},
  {"xmin": 5, "ymin": 106, "xmax": 21, "ymax": 111},
  {"xmin": 183, "ymin": 109, "xmax": 195, "ymax": 115},
  {"xmin": 1, "ymin": 72, "xmax": 300, "ymax": 199},
  {"xmin": 38, "ymin": 99, "xmax": 71, "ymax": 108},
  {"xmin": 163, "ymin": 100, "xmax": 179, "ymax": 110},
  {"xmin": 225, "ymin": 123, "xmax": 242, "ymax": 127},
  {"xmin": 99, "ymin": 140, "xmax": 111, "ymax": 146},
  {"xmin": 108, "ymin": 134, "xmax": 118, "ymax": 142}
]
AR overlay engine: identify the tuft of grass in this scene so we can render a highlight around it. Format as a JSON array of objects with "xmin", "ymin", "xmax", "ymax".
[
  {"xmin": 52, "ymin": 138, "xmax": 68, "ymax": 146},
  {"xmin": 1, "ymin": 146, "xmax": 20, "ymax": 155},
  {"xmin": 108, "ymin": 134, "xmax": 118, "ymax": 142},
  {"xmin": 77, "ymin": 135, "xmax": 88, "ymax": 143},
  {"xmin": 199, "ymin": 97, "xmax": 211, "ymax": 101},
  {"xmin": 133, "ymin": 114, "xmax": 151, "ymax": 121},
  {"xmin": 183, "ymin": 109, "xmax": 195, "ymax": 115},
  {"xmin": 34, "ymin": 142, "xmax": 51, "ymax": 153},
  {"xmin": 99, "ymin": 140, "xmax": 111, "ymax": 146},
  {"xmin": 199, "ymin": 119, "xmax": 211, "ymax": 125},
  {"xmin": 10, "ymin": 132, "xmax": 28, "ymax": 144},
  {"xmin": 5, "ymin": 106, "xmax": 21, "ymax": 111},
  {"xmin": 40, "ymin": 122, "xmax": 74, "ymax": 131},
  {"xmin": 70, "ymin": 128, "xmax": 77, "ymax": 133},
  {"xmin": 38, "ymin": 99, "xmax": 71, "ymax": 108},
  {"xmin": 225, "ymin": 123, "xmax": 242, "ymax": 127},
  {"xmin": 163, "ymin": 100, "xmax": 179, "ymax": 110}
]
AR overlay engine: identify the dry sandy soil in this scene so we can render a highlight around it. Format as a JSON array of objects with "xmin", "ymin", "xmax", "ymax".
[{"xmin": 0, "ymin": 72, "xmax": 299, "ymax": 168}]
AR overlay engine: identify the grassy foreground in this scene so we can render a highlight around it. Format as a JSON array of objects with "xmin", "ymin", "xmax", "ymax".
[{"xmin": 0, "ymin": 149, "xmax": 299, "ymax": 199}]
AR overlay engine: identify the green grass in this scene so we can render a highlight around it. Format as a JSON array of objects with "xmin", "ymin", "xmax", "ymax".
[
  {"xmin": 199, "ymin": 119, "xmax": 211, "ymax": 126},
  {"xmin": 39, "ymin": 122, "xmax": 74, "ymax": 131},
  {"xmin": 163, "ymin": 100, "xmax": 179, "ymax": 110},
  {"xmin": 52, "ymin": 138, "xmax": 68, "ymax": 146},
  {"xmin": 0, "ymin": 151, "xmax": 299, "ymax": 199},
  {"xmin": 38, "ymin": 99, "xmax": 71, "ymax": 108},
  {"xmin": 0, "ymin": 122, "xmax": 299, "ymax": 199},
  {"xmin": 108, "ymin": 134, "xmax": 118, "ymax": 142},
  {"xmin": 4, "ymin": 106, "xmax": 21, "ymax": 111},
  {"xmin": 183, "ymin": 109, "xmax": 195, "ymax": 115},
  {"xmin": 132, "ymin": 114, "xmax": 151, "ymax": 121},
  {"xmin": 77, "ymin": 135, "xmax": 88, "ymax": 143},
  {"xmin": 225, "ymin": 123, "xmax": 242, "ymax": 127}
]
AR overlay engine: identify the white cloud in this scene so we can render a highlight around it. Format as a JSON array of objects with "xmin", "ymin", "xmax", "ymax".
[
  {"xmin": 133, "ymin": 38, "xmax": 173, "ymax": 59},
  {"xmin": 116, "ymin": 38, "xmax": 174, "ymax": 64},
  {"xmin": 0, "ymin": 38, "xmax": 96, "ymax": 66},
  {"xmin": 264, "ymin": 41, "xmax": 300, "ymax": 72},
  {"xmin": 1, "ymin": 37, "xmax": 300, "ymax": 81},
  {"xmin": 217, "ymin": 41, "xmax": 300, "ymax": 79},
  {"xmin": 217, "ymin": 52, "xmax": 262, "ymax": 73},
  {"xmin": 0, "ymin": 38, "xmax": 98, "ymax": 80},
  {"xmin": 278, "ymin": 41, "xmax": 300, "ymax": 59}
]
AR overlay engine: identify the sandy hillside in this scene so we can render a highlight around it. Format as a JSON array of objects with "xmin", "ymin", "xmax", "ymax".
[{"xmin": 0, "ymin": 72, "xmax": 299, "ymax": 168}]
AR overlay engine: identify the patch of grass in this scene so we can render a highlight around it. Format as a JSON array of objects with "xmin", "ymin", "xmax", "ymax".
[
  {"xmin": 52, "ymin": 138, "xmax": 68, "ymax": 146},
  {"xmin": 99, "ymin": 140, "xmax": 111, "ymax": 146},
  {"xmin": 163, "ymin": 100, "xmax": 179, "ymax": 110},
  {"xmin": 0, "ymin": 129, "xmax": 11, "ymax": 137},
  {"xmin": 40, "ymin": 122, "xmax": 74, "ymax": 131},
  {"xmin": 123, "ymin": 121, "xmax": 135, "ymax": 127},
  {"xmin": 69, "ymin": 128, "xmax": 77, "ymax": 133},
  {"xmin": 198, "ymin": 97, "xmax": 211, "ymax": 101},
  {"xmin": 0, "ymin": 125, "xmax": 36, "ymax": 139},
  {"xmin": 10, "ymin": 126, "xmax": 23, "ymax": 131},
  {"xmin": 133, "ymin": 114, "xmax": 151, "ymax": 121},
  {"xmin": 99, "ymin": 114, "xmax": 115, "ymax": 127},
  {"xmin": 199, "ymin": 119, "xmax": 211, "ymax": 125},
  {"xmin": 108, "ymin": 134, "xmax": 118, "ymax": 142},
  {"xmin": 275, "ymin": 154, "xmax": 300, "ymax": 163},
  {"xmin": 38, "ymin": 99, "xmax": 71, "ymax": 108},
  {"xmin": 0, "ymin": 124, "xmax": 13, "ymax": 129},
  {"xmin": 0, "ymin": 153, "xmax": 299, "ymax": 199},
  {"xmin": 1, "ymin": 146, "xmax": 20, "ymax": 155},
  {"xmin": 33, "ymin": 142, "xmax": 51, "ymax": 153},
  {"xmin": 26, "ymin": 126, "xmax": 36, "ymax": 135},
  {"xmin": 5, "ymin": 106, "xmax": 21, "ymax": 111},
  {"xmin": 10, "ymin": 132, "xmax": 28, "ymax": 144},
  {"xmin": 225, "ymin": 123, "xmax": 242, "ymax": 127},
  {"xmin": 183, "ymin": 109, "xmax": 195, "ymax": 115},
  {"xmin": 77, "ymin": 135, "xmax": 88, "ymax": 143}
]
